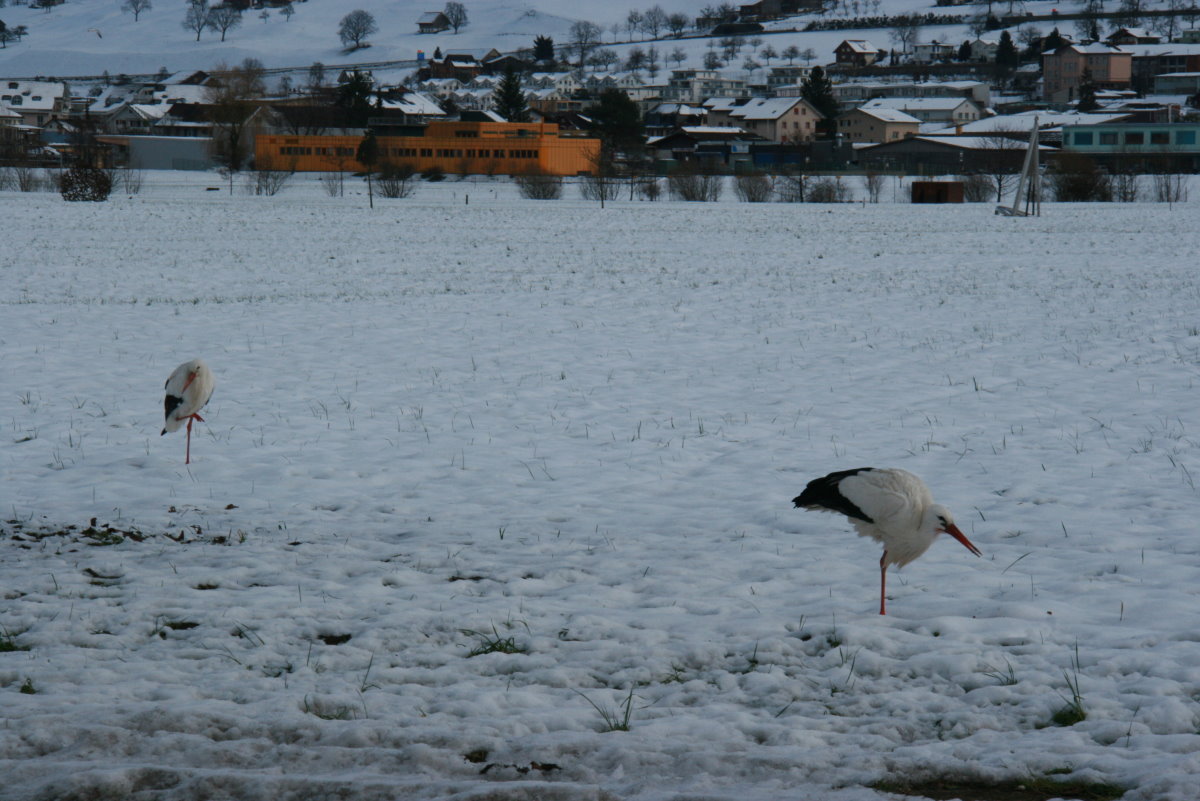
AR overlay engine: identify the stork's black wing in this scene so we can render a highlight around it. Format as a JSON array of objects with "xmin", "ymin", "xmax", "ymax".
[{"xmin": 792, "ymin": 467, "xmax": 876, "ymax": 524}]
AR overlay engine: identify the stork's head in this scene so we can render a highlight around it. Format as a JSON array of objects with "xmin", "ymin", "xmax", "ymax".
[{"xmin": 928, "ymin": 504, "xmax": 982, "ymax": 557}]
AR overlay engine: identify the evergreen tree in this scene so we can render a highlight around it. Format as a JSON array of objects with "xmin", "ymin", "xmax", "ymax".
[
  {"xmin": 586, "ymin": 89, "xmax": 644, "ymax": 157},
  {"xmin": 958, "ymin": 40, "xmax": 973, "ymax": 61},
  {"xmin": 336, "ymin": 70, "xmax": 374, "ymax": 128},
  {"xmin": 533, "ymin": 34, "xmax": 554, "ymax": 62},
  {"xmin": 492, "ymin": 66, "xmax": 530, "ymax": 122},
  {"xmin": 1042, "ymin": 27, "xmax": 1065, "ymax": 53},
  {"xmin": 994, "ymin": 30, "xmax": 1018, "ymax": 83},
  {"xmin": 800, "ymin": 65, "xmax": 838, "ymax": 139},
  {"xmin": 357, "ymin": 128, "xmax": 380, "ymax": 207},
  {"xmin": 357, "ymin": 128, "xmax": 380, "ymax": 171},
  {"xmin": 1076, "ymin": 68, "xmax": 1100, "ymax": 111}
]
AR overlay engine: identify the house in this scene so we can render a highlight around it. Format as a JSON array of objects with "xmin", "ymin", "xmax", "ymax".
[
  {"xmin": 969, "ymin": 38, "xmax": 999, "ymax": 63},
  {"xmin": 417, "ymin": 12, "xmax": 450, "ymax": 34},
  {"xmin": 1105, "ymin": 28, "xmax": 1161, "ymax": 46},
  {"xmin": 835, "ymin": 40, "xmax": 885, "ymax": 68},
  {"xmin": 664, "ymin": 69, "xmax": 749, "ymax": 103},
  {"xmin": 1123, "ymin": 43, "xmax": 1200, "ymax": 95},
  {"xmin": 527, "ymin": 87, "xmax": 584, "ymax": 116},
  {"xmin": 1154, "ymin": 72, "xmax": 1200, "ymax": 94},
  {"xmin": 836, "ymin": 80, "xmax": 991, "ymax": 108},
  {"xmin": 724, "ymin": 96, "xmax": 822, "ymax": 143},
  {"xmin": 860, "ymin": 97, "xmax": 982, "ymax": 126},
  {"xmin": 1041, "ymin": 43, "xmax": 1132, "ymax": 103},
  {"xmin": 0, "ymin": 80, "xmax": 70, "ymax": 127},
  {"xmin": 153, "ymin": 103, "xmax": 217, "ymax": 138},
  {"xmin": 423, "ymin": 50, "xmax": 501, "ymax": 82},
  {"xmin": 646, "ymin": 125, "xmax": 766, "ymax": 165},
  {"xmin": 912, "ymin": 40, "xmax": 958, "ymax": 64},
  {"xmin": 766, "ymin": 65, "xmax": 811, "ymax": 94},
  {"xmin": 644, "ymin": 102, "xmax": 707, "ymax": 137},
  {"xmin": 106, "ymin": 102, "xmax": 169, "ymax": 135},
  {"xmin": 836, "ymin": 106, "xmax": 920, "ymax": 144}
]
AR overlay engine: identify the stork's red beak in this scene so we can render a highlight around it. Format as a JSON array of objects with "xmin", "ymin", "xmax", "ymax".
[
  {"xmin": 182, "ymin": 371, "xmax": 197, "ymax": 392},
  {"xmin": 944, "ymin": 523, "xmax": 982, "ymax": 557}
]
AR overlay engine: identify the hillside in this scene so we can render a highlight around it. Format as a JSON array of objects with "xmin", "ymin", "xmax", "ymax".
[
  {"xmin": 0, "ymin": 0, "xmax": 1134, "ymax": 81},
  {"xmin": 1, "ymin": 0, "xmax": 699, "ymax": 78}
]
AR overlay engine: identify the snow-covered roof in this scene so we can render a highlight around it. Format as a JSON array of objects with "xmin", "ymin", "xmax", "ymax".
[
  {"xmin": 1120, "ymin": 43, "xmax": 1200, "ymax": 57},
  {"xmin": 0, "ymin": 80, "xmax": 66, "ymax": 112},
  {"xmin": 867, "ymin": 135, "xmax": 1053, "ymax": 151},
  {"xmin": 731, "ymin": 97, "xmax": 809, "ymax": 120},
  {"xmin": 1046, "ymin": 43, "xmax": 1130, "ymax": 55},
  {"xmin": 853, "ymin": 107, "xmax": 921, "ymax": 124},
  {"xmin": 380, "ymin": 92, "xmax": 445, "ymax": 116},
  {"xmin": 863, "ymin": 97, "xmax": 976, "ymax": 112},
  {"xmin": 702, "ymin": 96, "xmax": 741, "ymax": 111},
  {"xmin": 417, "ymin": 12, "xmax": 446, "ymax": 23},
  {"xmin": 927, "ymin": 111, "xmax": 1132, "ymax": 135},
  {"xmin": 839, "ymin": 39, "xmax": 881, "ymax": 53}
]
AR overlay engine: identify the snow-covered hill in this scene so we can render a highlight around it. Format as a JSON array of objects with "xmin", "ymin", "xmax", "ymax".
[
  {"xmin": 0, "ymin": 0, "xmax": 1100, "ymax": 81},
  {"xmin": 1, "ymin": 0, "xmax": 699, "ymax": 77}
]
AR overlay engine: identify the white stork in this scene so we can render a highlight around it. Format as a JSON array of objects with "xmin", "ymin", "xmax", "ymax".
[
  {"xmin": 793, "ymin": 468, "xmax": 982, "ymax": 615},
  {"xmin": 161, "ymin": 359, "xmax": 215, "ymax": 465}
]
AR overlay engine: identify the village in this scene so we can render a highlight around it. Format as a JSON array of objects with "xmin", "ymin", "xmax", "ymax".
[{"xmin": 2, "ymin": 0, "xmax": 1199, "ymax": 200}]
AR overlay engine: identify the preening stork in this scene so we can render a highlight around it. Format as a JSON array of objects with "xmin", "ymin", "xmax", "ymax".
[
  {"xmin": 793, "ymin": 468, "xmax": 982, "ymax": 615},
  {"xmin": 161, "ymin": 359, "xmax": 215, "ymax": 465}
]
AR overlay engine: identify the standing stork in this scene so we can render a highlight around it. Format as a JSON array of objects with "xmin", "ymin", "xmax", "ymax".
[
  {"xmin": 161, "ymin": 359, "xmax": 215, "ymax": 465},
  {"xmin": 793, "ymin": 468, "xmax": 982, "ymax": 615}
]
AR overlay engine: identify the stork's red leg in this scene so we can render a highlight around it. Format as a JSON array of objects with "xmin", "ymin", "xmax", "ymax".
[
  {"xmin": 879, "ymin": 552, "xmax": 888, "ymax": 616},
  {"xmin": 185, "ymin": 416, "xmax": 193, "ymax": 465}
]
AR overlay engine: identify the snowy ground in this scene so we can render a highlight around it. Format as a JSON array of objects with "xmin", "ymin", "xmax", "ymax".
[{"xmin": 2, "ymin": 174, "xmax": 1200, "ymax": 801}]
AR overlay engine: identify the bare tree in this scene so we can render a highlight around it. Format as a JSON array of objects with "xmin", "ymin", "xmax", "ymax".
[
  {"xmin": 781, "ymin": 44, "xmax": 801, "ymax": 64},
  {"xmin": 443, "ymin": 2, "xmax": 467, "ymax": 33},
  {"xmin": 338, "ymin": 9, "xmax": 378, "ymax": 50},
  {"xmin": 734, "ymin": 172, "xmax": 773, "ymax": 202},
  {"xmin": 643, "ymin": 5, "xmax": 668, "ymax": 39},
  {"xmin": 759, "ymin": 44, "xmax": 777, "ymax": 64},
  {"xmin": 587, "ymin": 48, "xmax": 619, "ymax": 70},
  {"xmin": 514, "ymin": 170, "xmax": 563, "ymax": 200},
  {"xmin": 666, "ymin": 12, "xmax": 689, "ymax": 38},
  {"xmin": 569, "ymin": 20, "xmax": 602, "ymax": 67},
  {"xmin": 121, "ymin": 0, "xmax": 152, "ymax": 22},
  {"xmin": 182, "ymin": 0, "xmax": 209, "ymax": 42},
  {"xmin": 669, "ymin": 46, "xmax": 687, "ymax": 68},
  {"xmin": 889, "ymin": 21, "xmax": 920, "ymax": 55},
  {"xmin": 281, "ymin": 3, "xmax": 294, "ymax": 22},
  {"xmin": 862, "ymin": 172, "xmax": 885, "ymax": 202},
  {"xmin": 206, "ymin": 58, "xmax": 266, "ymax": 174},
  {"xmin": 626, "ymin": 9, "xmax": 643, "ymax": 40},
  {"xmin": 206, "ymin": 5, "xmax": 242, "ymax": 42}
]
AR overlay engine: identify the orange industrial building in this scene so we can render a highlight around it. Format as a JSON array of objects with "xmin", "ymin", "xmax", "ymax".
[{"xmin": 255, "ymin": 120, "xmax": 600, "ymax": 175}]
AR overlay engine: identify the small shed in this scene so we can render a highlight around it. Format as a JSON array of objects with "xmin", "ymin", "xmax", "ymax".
[
  {"xmin": 911, "ymin": 181, "xmax": 964, "ymax": 203},
  {"xmin": 417, "ymin": 12, "xmax": 450, "ymax": 34}
]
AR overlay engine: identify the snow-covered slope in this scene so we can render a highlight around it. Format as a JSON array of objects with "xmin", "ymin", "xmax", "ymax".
[{"xmin": 0, "ymin": 0, "xmax": 699, "ymax": 76}]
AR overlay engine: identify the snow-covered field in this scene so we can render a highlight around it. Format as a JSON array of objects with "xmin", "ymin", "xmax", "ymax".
[{"xmin": 3, "ymin": 175, "xmax": 1200, "ymax": 801}]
